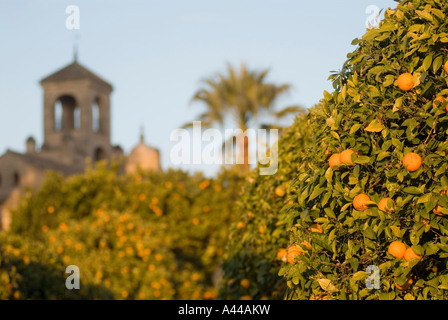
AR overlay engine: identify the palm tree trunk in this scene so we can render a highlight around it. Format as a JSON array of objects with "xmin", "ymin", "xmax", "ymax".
[
  {"xmin": 237, "ymin": 134, "xmax": 250, "ymax": 173},
  {"xmin": 243, "ymin": 135, "xmax": 250, "ymax": 172}
]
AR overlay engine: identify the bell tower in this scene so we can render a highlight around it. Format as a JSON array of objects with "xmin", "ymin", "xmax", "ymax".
[{"xmin": 39, "ymin": 57, "xmax": 114, "ymax": 167}]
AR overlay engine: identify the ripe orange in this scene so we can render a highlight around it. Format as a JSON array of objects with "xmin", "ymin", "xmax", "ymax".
[
  {"xmin": 237, "ymin": 221, "xmax": 245, "ymax": 229},
  {"xmin": 276, "ymin": 248, "xmax": 287, "ymax": 261},
  {"xmin": 397, "ymin": 73, "xmax": 414, "ymax": 91},
  {"xmin": 353, "ymin": 194, "xmax": 370, "ymax": 211},
  {"xmin": 402, "ymin": 152, "xmax": 422, "ymax": 172},
  {"xmin": 329, "ymin": 153, "xmax": 341, "ymax": 168},
  {"xmin": 287, "ymin": 245, "xmax": 303, "ymax": 265},
  {"xmin": 404, "ymin": 247, "xmax": 421, "ymax": 262},
  {"xmin": 378, "ymin": 198, "xmax": 395, "ymax": 212},
  {"xmin": 275, "ymin": 187, "xmax": 285, "ymax": 197},
  {"xmin": 445, "ymin": 61, "xmax": 448, "ymax": 74},
  {"xmin": 310, "ymin": 224, "xmax": 323, "ymax": 233},
  {"xmin": 388, "ymin": 241, "xmax": 406, "ymax": 259},
  {"xmin": 394, "ymin": 277, "xmax": 413, "ymax": 291},
  {"xmin": 340, "ymin": 149, "xmax": 355, "ymax": 164},
  {"xmin": 433, "ymin": 96, "xmax": 447, "ymax": 111},
  {"xmin": 240, "ymin": 279, "xmax": 250, "ymax": 289}
]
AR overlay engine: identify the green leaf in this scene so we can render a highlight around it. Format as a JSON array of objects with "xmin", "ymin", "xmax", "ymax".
[
  {"xmin": 317, "ymin": 278, "xmax": 338, "ymax": 292},
  {"xmin": 390, "ymin": 225, "xmax": 401, "ymax": 237},
  {"xmin": 325, "ymin": 167, "xmax": 333, "ymax": 184},
  {"xmin": 330, "ymin": 131, "xmax": 340, "ymax": 140},
  {"xmin": 377, "ymin": 151, "xmax": 390, "ymax": 161},
  {"xmin": 422, "ymin": 54, "xmax": 433, "ymax": 71},
  {"xmin": 354, "ymin": 156, "xmax": 370, "ymax": 164},
  {"xmin": 379, "ymin": 292, "xmax": 395, "ymax": 300},
  {"xmin": 363, "ymin": 226, "xmax": 377, "ymax": 240},
  {"xmin": 411, "ymin": 245, "xmax": 424, "ymax": 256},
  {"xmin": 403, "ymin": 187, "xmax": 423, "ymax": 195},
  {"xmin": 324, "ymin": 207, "xmax": 336, "ymax": 219},
  {"xmin": 352, "ymin": 271, "xmax": 368, "ymax": 281},
  {"xmin": 433, "ymin": 55, "xmax": 444, "ymax": 73},
  {"xmin": 309, "ymin": 187, "xmax": 325, "ymax": 201},
  {"xmin": 310, "ymin": 233, "xmax": 332, "ymax": 251},
  {"xmin": 323, "ymin": 90, "xmax": 333, "ymax": 101},
  {"xmin": 383, "ymin": 75, "xmax": 395, "ymax": 87},
  {"xmin": 393, "ymin": 97, "xmax": 403, "ymax": 113},
  {"xmin": 417, "ymin": 193, "xmax": 431, "ymax": 204},
  {"xmin": 365, "ymin": 119, "xmax": 385, "ymax": 132},
  {"xmin": 350, "ymin": 124, "xmax": 363, "ymax": 135}
]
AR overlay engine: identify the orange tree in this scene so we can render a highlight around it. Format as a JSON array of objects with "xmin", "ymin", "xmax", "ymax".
[
  {"xmin": 280, "ymin": 0, "xmax": 448, "ymax": 300},
  {"xmin": 219, "ymin": 112, "xmax": 313, "ymax": 299},
  {"xmin": 3, "ymin": 162, "xmax": 245, "ymax": 299}
]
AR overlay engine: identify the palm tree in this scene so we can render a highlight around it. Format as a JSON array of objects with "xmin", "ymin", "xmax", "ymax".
[{"xmin": 184, "ymin": 63, "xmax": 303, "ymax": 172}]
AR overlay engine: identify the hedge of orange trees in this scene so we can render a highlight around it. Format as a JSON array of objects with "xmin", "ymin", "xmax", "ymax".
[
  {"xmin": 279, "ymin": 0, "xmax": 448, "ymax": 300},
  {"xmin": 219, "ymin": 112, "xmax": 314, "ymax": 299},
  {"xmin": 1, "ymin": 161, "xmax": 245, "ymax": 299}
]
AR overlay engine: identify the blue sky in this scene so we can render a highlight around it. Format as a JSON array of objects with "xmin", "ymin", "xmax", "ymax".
[{"xmin": 0, "ymin": 0, "xmax": 397, "ymax": 176}]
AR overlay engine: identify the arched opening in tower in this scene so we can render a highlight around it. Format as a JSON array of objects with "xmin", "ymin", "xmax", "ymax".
[
  {"xmin": 94, "ymin": 147, "xmax": 106, "ymax": 162},
  {"xmin": 92, "ymin": 97, "xmax": 101, "ymax": 132},
  {"xmin": 54, "ymin": 95, "xmax": 80, "ymax": 131}
]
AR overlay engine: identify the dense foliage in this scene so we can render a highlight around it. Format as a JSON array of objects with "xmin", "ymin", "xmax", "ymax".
[
  {"xmin": 1, "ymin": 162, "xmax": 245, "ymax": 299},
  {"xmin": 219, "ymin": 112, "xmax": 313, "ymax": 299},
  {"xmin": 281, "ymin": 0, "xmax": 448, "ymax": 300}
]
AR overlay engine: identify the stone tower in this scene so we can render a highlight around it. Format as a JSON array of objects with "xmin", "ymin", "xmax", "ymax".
[
  {"xmin": 0, "ymin": 57, "xmax": 159, "ymax": 231},
  {"xmin": 39, "ymin": 57, "xmax": 114, "ymax": 169}
]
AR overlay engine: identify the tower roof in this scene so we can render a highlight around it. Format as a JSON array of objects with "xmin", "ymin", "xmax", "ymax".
[{"xmin": 40, "ymin": 61, "xmax": 113, "ymax": 90}]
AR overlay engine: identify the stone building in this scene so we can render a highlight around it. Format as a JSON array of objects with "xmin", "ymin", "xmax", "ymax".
[{"xmin": 0, "ymin": 58, "xmax": 160, "ymax": 230}]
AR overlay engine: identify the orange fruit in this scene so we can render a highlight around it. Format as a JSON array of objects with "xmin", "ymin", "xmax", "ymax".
[
  {"xmin": 240, "ymin": 279, "xmax": 250, "ymax": 289},
  {"xmin": 310, "ymin": 224, "xmax": 323, "ymax": 233},
  {"xmin": 276, "ymin": 248, "xmax": 287, "ymax": 261},
  {"xmin": 329, "ymin": 153, "xmax": 341, "ymax": 168},
  {"xmin": 433, "ymin": 96, "xmax": 447, "ymax": 111},
  {"xmin": 388, "ymin": 241, "xmax": 406, "ymax": 259},
  {"xmin": 236, "ymin": 221, "xmax": 245, "ymax": 229},
  {"xmin": 394, "ymin": 277, "xmax": 413, "ymax": 291},
  {"xmin": 287, "ymin": 245, "xmax": 303, "ymax": 265},
  {"xmin": 445, "ymin": 61, "xmax": 448, "ymax": 74},
  {"xmin": 402, "ymin": 152, "xmax": 422, "ymax": 172},
  {"xmin": 378, "ymin": 198, "xmax": 395, "ymax": 212},
  {"xmin": 275, "ymin": 187, "xmax": 285, "ymax": 197},
  {"xmin": 340, "ymin": 149, "xmax": 355, "ymax": 164},
  {"xmin": 353, "ymin": 194, "xmax": 370, "ymax": 211},
  {"xmin": 404, "ymin": 247, "xmax": 421, "ymax": 262},
  {"xmin": 397, "ymin": 73, "xmax": 414, "ymax": 91}
]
